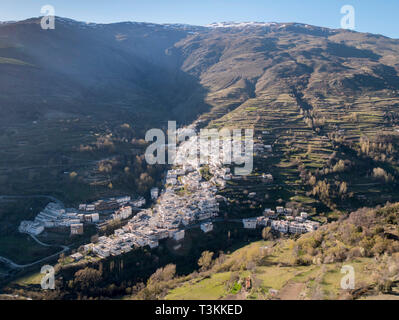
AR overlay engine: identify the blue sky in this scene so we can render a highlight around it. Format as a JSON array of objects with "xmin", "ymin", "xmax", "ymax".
[{"xmin": 2, "ymin": 0, "xmax": 399, "ymax": 38}]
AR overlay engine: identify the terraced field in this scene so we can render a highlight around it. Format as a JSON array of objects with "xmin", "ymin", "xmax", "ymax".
[
  {"xmin": 164, "ymin": 241, "xmax": 379, "ymax": 300},
  {"xmin": 202, "ymin": 88, "xmax": 399, "ymax": 216}
]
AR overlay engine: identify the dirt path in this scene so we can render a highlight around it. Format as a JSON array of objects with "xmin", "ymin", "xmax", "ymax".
[
  {"xmin": 277, "ymin": 282, "xmax": 305, "ymax": 300},
  {"xmin": 222, "ymin": 291, "xmax": 248, "ymax": 300}
]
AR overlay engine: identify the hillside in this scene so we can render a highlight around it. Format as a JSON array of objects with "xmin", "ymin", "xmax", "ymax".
[
  {"xmin": 1, "ymin": 18, "xmax": 399, "ymax": 298},
  {"xmin": 0, "ymin": 17, "xmax": 205, "ymax": 208},
  {"xmin": 178, "ymin": 22, "xmax": 399, "ymax": 216},
  {"xmin": 5, "ymin": 202, "xmax": 399, "ymax": 300},
  {"xmin": 0, "ymin": 18, "xmax": 398, "ymax": 208},
  {"xmin": 130, "ymin": 203, "xmax": 399, "ymax": 300}
]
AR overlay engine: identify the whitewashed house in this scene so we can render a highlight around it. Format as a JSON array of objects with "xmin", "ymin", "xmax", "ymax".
[
  {"xmin": 173, "ymin": 230, "xmax": 185, "ymax": 241},
  {"xmin": 200, "ymin": 222, "xmax": 213, "ymax": 233},
  {"xmin": 70, "ymin": 223, "xmax": 84, "ymax": 235},
  {"xmin": 243, "ymin": 218, "xmax": 257, "ymax": 229},
  {"xmin": 150, "ymin": 188, "xmax": 159, "ymax": 200}
]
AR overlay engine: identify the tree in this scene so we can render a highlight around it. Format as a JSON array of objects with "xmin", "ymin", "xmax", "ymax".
[
  {"xmin": 73, "ymin": 267, "xmax": 102, "ymax": 291},
  {"xmin": 69, "ymin": 171, "xmax": 78, "ymax": 179},
  {"xmin": 148, "ymin": 264, "xmax": 176, "ymax": 285},
  {"xmin": 261, "ymin": 227, "xmax": 273, "ymax": 240},
  {"xmin": 339, "ymin": 181, "xmax": 348, "ymax": 198},
  {"xmin": 372, "ymin": 168, "xmax": 394, "ymax": 183},
  {"xmin": 309, "ymin": 175, "xmax": 317, "ymax": 186},
  {"xmin": 198, "ymin": 251, "xmax": 214, "ymax": 272}
]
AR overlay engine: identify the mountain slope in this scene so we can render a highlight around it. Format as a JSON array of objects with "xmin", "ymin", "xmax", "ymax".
[
  {"xmin": 173, "ymin": 22, "xmax": 399, "ymax": 213},
  {"xmin": 0, "ymin": 17, "xmax": 399, "ymax": 208},
  {"xmin": 0, "ymin": 17, "xmax": 211, "ymax": 124},
  {"xmin": 2, "ymin": 19, "xmax": 399, "ymax": 300},
  {"xmin": 139, "ymin": 203, "xmax": 399, "ymax": 300}
]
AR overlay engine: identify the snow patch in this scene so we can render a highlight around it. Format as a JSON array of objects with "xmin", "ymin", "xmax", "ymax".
[{"xmin": 207, "ymin": 22, "xmax": 278, "ymax": 28}]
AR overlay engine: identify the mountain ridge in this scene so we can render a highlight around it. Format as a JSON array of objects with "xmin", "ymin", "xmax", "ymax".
[
  {"xmin": 0, "ymin": 15, "xmax": 399, "ymax": 209},
  {"xmin": 4, "ymin": 16, "xmax": 395, "ymax": 39}
]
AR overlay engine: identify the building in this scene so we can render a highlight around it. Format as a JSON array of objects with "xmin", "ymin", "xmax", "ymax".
[
  {"xmin": 300, "ymin": 212, "xmax": 308, "ymax": 219},
  {"xmin": 271, "ymin": 220, "xmax": 289, "ymax": 233},
  {"xmin": 70, "ymin": 252, "xmax": 83, "ymax": 261},
  {"xmin": 264, "ymin": 209, "xmax": 278, "ymax": 219},
  {"xmin": 262, "ymin": 173, "xmax": 274, "ymax": 182},
  {"xmin": 289, "ymin": 222, "xmax": 307, "ymax": 234},
  {"xmin": 91, "ymin": 213, "xmax": 100, "ymax": 222},
  {"xmin": 116, "ymin": 196, "xmax": 131, "ymax": 204},
  {"xmin": 256, "ymin": 216, "xmax": 269, "ymax": 227},
  {"xmin": 18, "ymin": 221, "xmax": 44, "ymax": 236},
  {"xmin": 284, "ymin": 208, "xmax": 293, "ymax": 215},
  {"xmin": 86, "ymin": 204, "xmax": 95, "ymax": 211},
  {"xmin": 83, "ymin": 243, "xmax": 94, "ymax": 253},
  {"xmin": 243, "ymin": 218, "xmax": 257, "ymax": 229},
  {"xmin": 148, "ymin": 240, "xmax": 159, "ymax": 248},
  {"xmin": 151, "ymin": 188, "xmax": 159, "ymax": 200},
  {"xmin": 93, "ymin": 245, "xmax": 110, "ymax": 258},
  {"xmin": 305, "ymin": 221, "xmax": 320, "ymax": 232},
  {"xmin": 200, "ymin": 222, "xmax": 213, "ymax": 233},
  {"xmin": 276, "ymin": 206, "xmax": 284, "ymax": 214},
  {"xmin": 173, "ymin": 230, "xmax": 185, "ymax": 241},
  {"xmin": 131, "ymin": 197, "xmax": 146, "ymax": 208},
  {"xmin": 113, "ymin": 206, "xmax": 132, "ymax": 220},
  {"xmin": 95, "ymin": 199, "xmax": 119, "ymax": 211},
  {"xmin": 223, "ymin": 174, "xmax": 231, "ymax": 180},
  {"xmin": 84, "ymin": 213, "xmax": 99, "ymax": 223},
  {"xmin": 121, "ymin": 245, "xmax": 132, "ymax": 253},
  {"xmin": 70, "ymin": 223, "xmax": 84, "ymax": 235}
]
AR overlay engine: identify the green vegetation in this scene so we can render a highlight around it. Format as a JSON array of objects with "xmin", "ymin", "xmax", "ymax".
[
  {"xmin": 200, "ymin": 165, "xmax": 213, "ymax": 181},
  {"xmin": 126, "ymin": 203, "xmax": 399, "ymax": 300},
  {"xmin": 166, "ymin": 272, "xmax": 231, "ymax": 300},
  {"xmin": 2, "ymin": 19, "xmax": 399, "ymax": 300}
]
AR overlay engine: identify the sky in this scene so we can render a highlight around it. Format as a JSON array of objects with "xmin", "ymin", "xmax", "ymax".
[{"xmin": 1, "ymin": 0, "xmax": 399, "ymax": 38}]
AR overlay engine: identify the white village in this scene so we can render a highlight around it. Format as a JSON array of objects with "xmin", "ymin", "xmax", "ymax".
[{"xmin": 18, "ymin": 123, "xmax": 320, "ymax": 262}]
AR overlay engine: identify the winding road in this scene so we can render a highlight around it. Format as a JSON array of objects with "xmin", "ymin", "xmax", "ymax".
[
  {"xmin": 0, "ymin": 234, "xmax": 69, "ymax": 269},
  {"xmin": 0, "ymin": 195, "xmax": 68, "ymax": 269}
]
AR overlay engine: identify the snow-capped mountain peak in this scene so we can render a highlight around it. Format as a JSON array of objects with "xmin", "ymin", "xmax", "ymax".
[{"xmin": 206, "ymin": 21, "xmax": 278, "ymax": 28}]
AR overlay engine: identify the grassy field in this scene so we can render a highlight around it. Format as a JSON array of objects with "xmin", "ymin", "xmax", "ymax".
[
  {"xmin": 10, "ymin": 271, "xmax": 43, "ymax": 287},
  {"xmin": 164, "ymin": 241, "xmax": 378, "ymax": 300},
  {"xmin": 166, "ymin": 272, "xmax": 232, "ymax": 300}
]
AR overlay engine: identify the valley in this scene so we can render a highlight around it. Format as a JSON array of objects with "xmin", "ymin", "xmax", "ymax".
[{"xmin": 1, "ymin": 17, "xmax": 399, "ymax": 300}]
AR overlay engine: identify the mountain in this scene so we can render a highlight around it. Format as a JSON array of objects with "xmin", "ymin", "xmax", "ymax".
[
  {"xmin": 1, "ymin": 17, "xmax": 399, "ymax": 125},
  {"xmin": 0, "ymin": 17, "xmax": 399, "ymax": 207},
  {"xmin": 2, "ymin": 17, "xmax": 399, "ymax": 301},
  {"xmin": 0, "ymin": 17, "xmax": 209, "ymax": 125}
]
